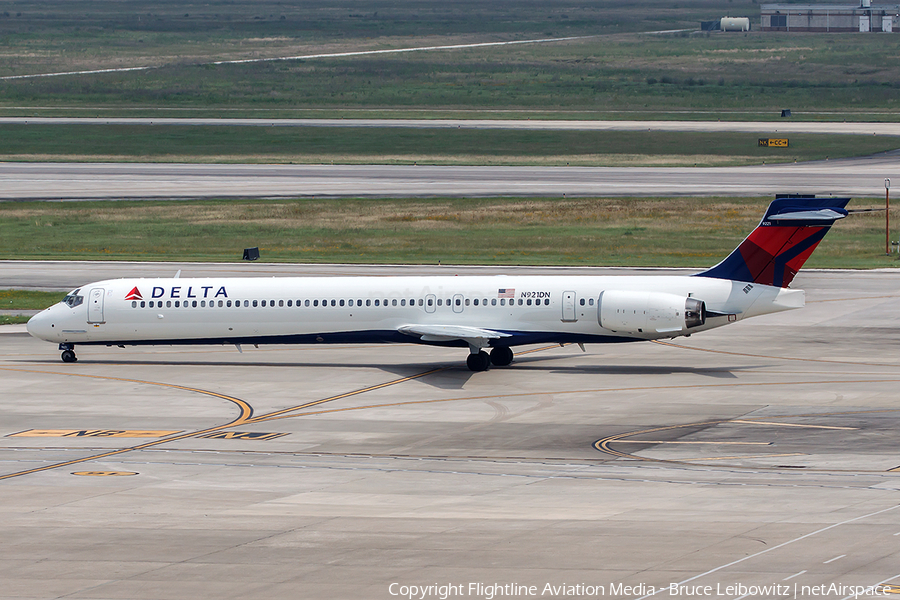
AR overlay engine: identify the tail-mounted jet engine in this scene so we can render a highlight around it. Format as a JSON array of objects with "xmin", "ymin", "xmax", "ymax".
[{"xmin": 598, "ymin": 290, "xmax": 706, "ymax": 334}]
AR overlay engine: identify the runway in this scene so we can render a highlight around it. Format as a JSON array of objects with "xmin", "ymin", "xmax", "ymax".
[
  {"xmin": 3, "ymin": 117, "xmax": 900, "ymax": 135},
  {"xmin": 2, "ymin": 154, "xmax": 900, "ymax": 200},
  {"xmin": 2, "ymin": 264, "xmax": 899, "ymax": 599}
]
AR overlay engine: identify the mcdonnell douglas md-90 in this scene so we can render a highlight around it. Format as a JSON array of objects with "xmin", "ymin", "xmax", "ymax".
[{"xmin": 27, "ymin": 197, "xmax": 850, "ymax": 371}]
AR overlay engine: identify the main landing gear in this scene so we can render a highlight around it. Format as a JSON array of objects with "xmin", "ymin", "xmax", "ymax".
[
  {"xmin": 59, "ymin": 343, "xmax": 77, "ymax": 363},
  {"xmin": 466, "ymin": 347, "xmax": 514, "ymax": 372}
]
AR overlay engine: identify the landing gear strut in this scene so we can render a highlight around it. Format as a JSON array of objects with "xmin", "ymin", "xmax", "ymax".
[{"xmin": 59, "ymin": 343, "xmax": 77, "ymax": 363}]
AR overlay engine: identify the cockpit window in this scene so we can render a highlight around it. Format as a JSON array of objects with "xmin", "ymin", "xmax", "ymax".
[{"xmin": 62, "ymin": 289, "xmax": 84, "ymax": 308}]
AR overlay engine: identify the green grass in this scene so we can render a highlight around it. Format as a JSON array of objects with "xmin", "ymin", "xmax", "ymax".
[
  {"xmin": 0, "ymin": 289, "xmax": 61, "ymax": 325},
  {"xmin": 2, "ymin": 1, "xmax": 900, "ymax": 118},
  {"xmin": 0, "ymin": 125, "xmax": 895, "ymax": 165},
  {"xmin": 0, "ymin": 289, "xmax": 63, "ymax": 310},
  {"xmin": 0, "ymin": 316, "xmax": 30, "ymax": 325},
  {"xmin": 2, "ymin": 196, "xmax": 896, "ymax": 268}
]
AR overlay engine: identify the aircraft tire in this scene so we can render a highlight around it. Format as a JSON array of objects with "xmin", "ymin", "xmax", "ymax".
[
  {"xmin": 61, "ymin": 350, "xmax": 77, "ymax": 363},
  {"xmin": 490, "ymin": 347, "xmax": 514, "ymax": 367},
  {"xmin": 466, "ymin": 351, "xmax": 491, "ymax": 372}
]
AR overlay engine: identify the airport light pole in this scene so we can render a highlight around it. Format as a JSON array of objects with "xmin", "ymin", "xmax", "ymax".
[{"xmin": 886, "ymin": 178, "xmax": 891, "ymax": 255}]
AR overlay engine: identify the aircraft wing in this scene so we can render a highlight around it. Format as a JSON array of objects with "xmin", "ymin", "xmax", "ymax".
[{"xmin": 398, "ymin": 324, "xmax": 512, "ymax": 345}]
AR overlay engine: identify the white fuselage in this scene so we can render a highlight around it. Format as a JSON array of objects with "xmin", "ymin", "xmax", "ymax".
[{"xmin": 27, "ymin": 274, "xmax": 804, "ymax": 351}]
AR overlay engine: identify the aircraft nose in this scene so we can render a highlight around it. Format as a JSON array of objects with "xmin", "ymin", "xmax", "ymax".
[{"xmin": 26, "ymin": 309, "xmax": 56, "ymax": 341}]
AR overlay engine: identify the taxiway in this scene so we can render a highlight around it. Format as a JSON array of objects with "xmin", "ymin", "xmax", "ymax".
[{"xmin": 1, "ymin": 264, "xmax": 899, "ymax": 599}]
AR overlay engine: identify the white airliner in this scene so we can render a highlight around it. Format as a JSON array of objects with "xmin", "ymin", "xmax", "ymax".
[{"xmin": 26, "ymin": 197, "xmax": 850, "ymax": 371}]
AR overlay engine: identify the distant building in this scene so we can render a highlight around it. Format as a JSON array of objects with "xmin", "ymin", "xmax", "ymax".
[{"xmin": 760, "ymin": 2, "xmax": 900, "ymax": 31}]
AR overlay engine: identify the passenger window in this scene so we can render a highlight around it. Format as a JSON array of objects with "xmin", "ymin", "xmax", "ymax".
[
  {"xmin": 252, "ymin": 300, "xmax": 258, "ymax": 307},
  {"xmin": 492, "ymin": 299, "xmax": 497, "ymax": 306},
  {"xmin": 149, "ymin": 301, "xmax": 155, "ymax": 308},
  {"xmin": 305, "ymin": 300, "xmax": 310, "ymax": 307},
  {"xmin": 500, "ymin": 299, "xmax": 505, "ymax": 306},
  {"xmin": 330, "ymin": 300, "xmax": 336, "ymax": 307},
  {"xmin": 474, "ymin": 299, "xmax": 479, "ymax": 306},
  {"xmin": 427, "ymin": 298, "xmax": 433, "ymax": 306},
  {"xmin": 192, "ymin": 301, "xmax": 198, "ymax": 308},
  {"xmin": 545, "ymin": 299, "xmax": 550, "ymax": 305},
  {"xmin": 366, "ymin": 299, "xmax": 371, "ymax": 307},
  {"xmin": 527, "ymin": 299, "xmax": 532, "ymax": 306},
  {"xmin": 339, "ymin": 299, "xmax": 345, "ymax": 307},
  {"xmin": 518, "ymin": 299, "xmax": 524, "ymax": 306},
  {"xmin": 589, "ymin": 298, "xmax": 594, "ymax": 306},
  {"xmin": 579, "ymin": 298, "xmax": 585, "ymax": 306},
  {"xmin": 418, "ymin": 299, "xmax": 424, "ymax": 306},
  {"xmin": 392, "ymin": 299, "xmax": 398, "ymax": 307},
  {"xmin": 132, "ymin": 301, "xmax": 137, "ymax": 308},
  {"xmin": 279, "ymin": 300, "xmax": 284, "ymax": 307},
  {"xmin": 437, "ymin": 299, "xmax": 442, "ymax": 306},
  {"xmin": 243, "ymin": 300, "xmax": 249, "ymax": 307},
  {"xmin": 140, "ymin": 301, "xmax": 146, "ymax": 308},
  {"xmin": 465, "ymin": 299, "xmax": 470, "ymax": 306},
  {"xmin": 400, "ymin": 299, "xmax": 406, "ymax": 307}
]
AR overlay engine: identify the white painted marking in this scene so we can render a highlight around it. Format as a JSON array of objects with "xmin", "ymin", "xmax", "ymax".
[
  {"xmin": 783, "ymin": 570, "xmax": 807, "ymax": 581},
  {"xmin": 731, "ymin": 419, "xmax": 857, "ymax": 430},
  {"xmin": 634, "ymin": 503, "xmax": 900, "ymax": 600},
  {"xmin": 839, "ymin": 572, "xmax": 900, "ymax": 600},
  {"xmin": 0, "ymin": 36, "xmax": 593, "ymax": 81},
  {"xmin": 824, "ymin": 554, "xmax": 846, "ymax": 564}
]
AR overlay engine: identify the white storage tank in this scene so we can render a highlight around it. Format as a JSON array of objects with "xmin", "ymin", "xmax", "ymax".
[{"xmin": 721, "ymin": 16, "xmax": 751, "ymax": 31}]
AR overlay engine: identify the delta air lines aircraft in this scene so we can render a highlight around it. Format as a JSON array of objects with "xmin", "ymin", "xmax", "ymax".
[{"xmin": 27, "ymin": 197, "xmax": 850, "ymax": 371}]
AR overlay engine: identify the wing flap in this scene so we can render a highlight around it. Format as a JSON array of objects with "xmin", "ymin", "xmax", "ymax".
[{"xmin": 398, "ymin": 324, "xmax": 511, "ymax": 344}]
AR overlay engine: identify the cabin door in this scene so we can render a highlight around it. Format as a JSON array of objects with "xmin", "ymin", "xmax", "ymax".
[
  {"xmin": 87, "ymin": 288, "xmax": 105, "ymax": 323},
  {"xmin": 561, "ymin": 291, "xmax": 577, "ymax": 322},
  {"xmin": 452, "ymin": 294, "xmax": 464, "ymax": 314}
]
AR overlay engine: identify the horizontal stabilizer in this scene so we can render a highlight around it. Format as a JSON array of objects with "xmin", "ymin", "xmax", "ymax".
[
  {"xmin": 398, "ymin": 324, "xmax": 511, "ymax": 344},
  {"xmin": 767, "ymin": 208, "xmax": 847, "ymax": 222}
]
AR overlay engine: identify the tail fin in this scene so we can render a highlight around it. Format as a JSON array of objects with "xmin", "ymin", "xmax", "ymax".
[{"xmin": 695, "ymin": 196, "xmax": 850, "ymax": 288}]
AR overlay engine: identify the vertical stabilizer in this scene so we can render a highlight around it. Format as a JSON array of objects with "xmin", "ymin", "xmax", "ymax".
[{"xmin": 695, "ymin": 197, "xmax": 850, "ymax": 288}]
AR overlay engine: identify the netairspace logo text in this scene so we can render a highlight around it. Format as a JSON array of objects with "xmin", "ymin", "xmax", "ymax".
[{"xmin": 387, "ymin": 582, "xmax": 893, "ymax": 599}]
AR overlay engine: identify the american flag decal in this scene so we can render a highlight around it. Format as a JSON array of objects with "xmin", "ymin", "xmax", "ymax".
[{"xmin": 498, "ymin": 288, "xmax": 515, "ymax": 298}]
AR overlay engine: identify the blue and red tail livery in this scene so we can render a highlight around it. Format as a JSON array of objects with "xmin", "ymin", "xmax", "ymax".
[{"xmin": 696, "ymin": 197, "xmax": 850, "ymax": 288}]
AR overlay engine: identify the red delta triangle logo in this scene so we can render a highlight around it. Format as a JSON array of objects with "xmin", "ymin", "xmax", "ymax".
[{"xmin": 125, "ymin": 287, "xmax": 143, "ymax": 301}]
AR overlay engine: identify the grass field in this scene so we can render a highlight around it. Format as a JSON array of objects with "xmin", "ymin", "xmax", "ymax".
[
  {"xmin": 2, "ymin": 1, "xmax": 900, "ymax": 119},
  {"xmin": 2, "ymin": 197, "xmax": 894, "ymax": 268},
  {"xmin": 0, "ymin": 290, "xmax": 61, "ymax": 325},
  {"xmin": 1, "ymin": 124, "xmax": 895, "ymax": 165}
]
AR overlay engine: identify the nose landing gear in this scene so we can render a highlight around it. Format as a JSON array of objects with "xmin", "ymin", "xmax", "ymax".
[{"xmin": 59, "ymin": 343, "xmax": 77, "ymax": 363}]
